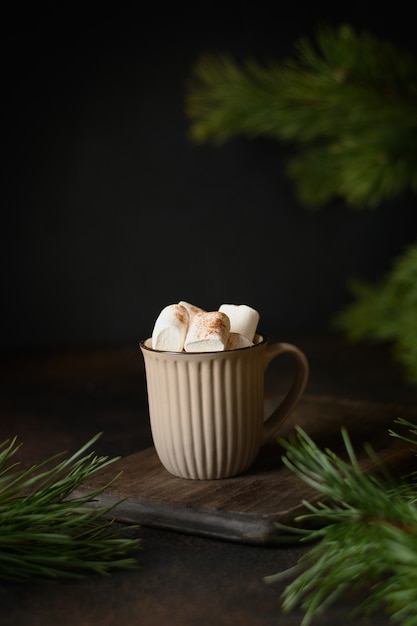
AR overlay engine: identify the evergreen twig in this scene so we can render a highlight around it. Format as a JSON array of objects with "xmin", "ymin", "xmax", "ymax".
[
  {"xmin": 186, "ymin": 24, "xmax": 417, "ymax": 208},
  {"xmin": 265, "ymin": 419, "xmax": 417, "ymax": 625},
  {"xmin": 0, "ymin": 434, "xmax": 141, "ymax": 582},
  {"xmin": 186, "ymin": 24, "xmax": 417, "ymax": 385},
  {"xmin": 333, "ymin": 244, "xmax": 417, "ymax": 384}
]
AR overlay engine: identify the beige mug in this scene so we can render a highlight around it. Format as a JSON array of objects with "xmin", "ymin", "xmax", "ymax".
[{"xmin": 140, "ymin": 334, "xmax": 309, "ymax": 480}]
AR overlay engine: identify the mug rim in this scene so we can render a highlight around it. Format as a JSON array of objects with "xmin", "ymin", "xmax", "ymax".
[{"xmin": 140, "ymin": 332, "xmax": 266, "ymax": 354}]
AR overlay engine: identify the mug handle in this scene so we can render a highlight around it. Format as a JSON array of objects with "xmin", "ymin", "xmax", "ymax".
[{"xmin": 262, "ymin": 342, "xmax": 309, "ymax": 444}]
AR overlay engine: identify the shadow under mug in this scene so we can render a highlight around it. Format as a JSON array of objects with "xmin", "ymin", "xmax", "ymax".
[{"xmin": 140, "ymin": 334, "xmax": 309, "ymax": 480}]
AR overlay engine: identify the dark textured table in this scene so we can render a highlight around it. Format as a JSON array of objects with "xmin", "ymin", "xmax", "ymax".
[{"xmin": 0, "ymin": 333, "xmax": 415, "ymax": 626}]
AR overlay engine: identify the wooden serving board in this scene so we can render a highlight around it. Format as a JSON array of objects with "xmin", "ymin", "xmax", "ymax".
[{"xmin": 75, "ymin": 395, "xmax": 416, "ymax": 544}]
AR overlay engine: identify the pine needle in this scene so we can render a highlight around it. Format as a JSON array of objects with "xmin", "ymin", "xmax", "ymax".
[
  {"xmin": 0, "ymin": 433, "xmax": 141, "ymax": 582},
  {"xmin": 333, "ymin": 243, "xmax": 417, "ymax": 385},
  {"xmin": 186, "ymin": 24, "xmax": 417, "ymax": 208},
  {"xmin": 186, "ymin": 23, "xmax": 417, "ymax": 387},
  {"xmin": 265, "ymin": 419, "xmax": 417, "ymax": 625}
]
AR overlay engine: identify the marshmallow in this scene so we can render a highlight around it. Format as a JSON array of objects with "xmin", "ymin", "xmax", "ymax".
[
  {"xmin": 218, "ymin": 304, "xmax": 259, "ymax": 342},
  {"xmin": 226, "ymin": 332, "xmax": 253, "ymax": 350},
  {"xmin": 178, "ymin": 301, "xmax": 205, "ymax": 323},
  {"xmin": 184, "ymin": 311, "xmax": 230, "ymax": 352},
  {"xmin": 152, "ymin": 304, "xmax": 189, "ymax": 351}
]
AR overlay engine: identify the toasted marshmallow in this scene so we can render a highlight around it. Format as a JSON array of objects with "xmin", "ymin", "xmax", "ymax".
[
  {"xmin": 218, "ymin": 304, "xmax": 259, "ymax": 341},
  {"xmin": 226, "ymin": 332, "xmax": 253, "ymax": 350},
  {"xmin": 152, "ymin": 304, "xmax": 189, "ymax": 351},
  {"xmin": 184, "ymin": 311, "xmax": 230, "ymax": 352},
  {"xmin": 178, "ymin": 301, "xmax": 205, "ymax": 323}
]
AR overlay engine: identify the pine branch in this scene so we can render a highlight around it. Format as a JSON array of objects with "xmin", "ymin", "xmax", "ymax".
[
  {"xmin": 186, "ymin": 24, "xmax": 417, "ymax": 208},
  {"xmin": 186, "ymin": 24, "xmax": 417, "ymax": 387},
  {"xmin": 0, "ymin": 434, "xmax": 141, "ymax": 582},
  {"xmin": 265, "ymin": 419, "xmax": 417, "ymax": 625},
  {"xmin": 334, "ymin": 243, "xmax": 417, "ymax": 385}
]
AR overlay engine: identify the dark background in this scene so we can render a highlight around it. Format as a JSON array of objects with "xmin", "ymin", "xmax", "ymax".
[{"xmin": 2, "ymin": 13, "xmax": 416, "ymax": 349}]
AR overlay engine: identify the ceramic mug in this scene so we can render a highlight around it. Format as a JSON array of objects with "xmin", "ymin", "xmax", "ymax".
[{"xmin": 140, "ymin": 334, "xmax": 309, "ymax": 479}]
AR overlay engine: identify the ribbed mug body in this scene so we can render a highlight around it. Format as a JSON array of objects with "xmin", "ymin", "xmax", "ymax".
[{"xmin": 140, "ymin": 336, "xmax": 266, "ymax": 479}]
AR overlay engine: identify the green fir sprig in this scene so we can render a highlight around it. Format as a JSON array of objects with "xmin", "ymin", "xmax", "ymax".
[
  {"xmin": 265, "ymin": 419, "xmax": 417, "ymax": 625},
  {"xmin": 186, "ymin": 24, "xmax": 417, "ymax": 208},
  {"xmin": 186, "ymin": 24, "xmax": 417, "ymax": 385},
  {"xmin": 0, "ymin": 434, "xmax": 141, "ymax": 582},
  {"xmin": 334, "ymin": 243, "xmax": 417, "ymax": 384}
]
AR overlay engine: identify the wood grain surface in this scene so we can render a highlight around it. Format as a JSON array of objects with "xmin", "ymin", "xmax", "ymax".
[{"xmin": 75, "ymin": 393, "xmax": 416, "ymax": 544}]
